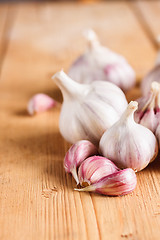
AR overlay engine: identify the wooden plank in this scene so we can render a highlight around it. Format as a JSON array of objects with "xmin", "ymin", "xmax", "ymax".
[
  {"xmin": 134, "ymin": 0, "xmax": 160, "ymax": 46},
  {"xmin": 0, "ymin": 1, "xmax": 158, "ymax": 240}
]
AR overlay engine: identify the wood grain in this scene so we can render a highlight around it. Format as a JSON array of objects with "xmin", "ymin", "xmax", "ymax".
[{"xmin": 0, "ymin": 1, "xmax": 160, "ymax": 240}]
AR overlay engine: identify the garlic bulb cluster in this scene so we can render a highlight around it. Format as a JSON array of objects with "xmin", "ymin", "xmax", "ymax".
[
  {"xmin": 52, "ymin": 70, "xmax": 128, "ymax": 146},
  {"xmin": 75, "ymin": 168, "xmax": 137, "ymax": 196},
  {"xmin": 99, "ymin": 101, "xmax": 158, "ymax": 171},
  {"xmin": 27, "ymin": 93, "xmax": 56, "ymax": 115},
  {"xmin": 68, "ymin": 29, "xmax": 135, "ymax": 92},
  {"xmin": 135, "ymin": 82, "xmax": 160, "ymax": 133},
  {"xmin": 64, "ymin": 140, "xmax": 98, "ymax": 184},
  {"xmin": 78, "ymin": 156, "xmax": 119, "ymax": 187}
]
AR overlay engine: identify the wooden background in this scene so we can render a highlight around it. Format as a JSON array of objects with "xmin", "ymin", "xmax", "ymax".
[{"xmin": 0, "ymin": 1, "xmax": 160, "ymax": 239}]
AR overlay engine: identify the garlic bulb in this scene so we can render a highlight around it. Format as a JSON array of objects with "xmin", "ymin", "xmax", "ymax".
[
  {"xmin": 27, "ymin": 93, "xmax": 56, "ymax": 115},
  {"xmin": 52, "ymin": 70, "xmax": 128, "ymax": 145},
  {"xmin": 64, "ymin": 140, "xmax": 98, "ymax": 184},
  {"xmin": 78, "ymin": 156, "xmax": 119, "ymax": 187},
  {"xmin": 99, "ymin": 101, "xmax": 158, "ymax": 171},
  {"xmin": 135, "ymin": 81, "xmax": 160, "ymax": 133},
  {"xmin": 75, "ymin": 168, "xmax": 137, "ymax": 196},
  {"xmin": 68, "ymin": 29, "xmax": 135, "ymax": 92}
]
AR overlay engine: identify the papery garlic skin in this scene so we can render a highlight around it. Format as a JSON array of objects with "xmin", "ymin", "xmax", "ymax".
[
  {"xmin": 75, "ymin": 168, "xmax": 137, "ymax": 196},
  {"xmin": 78, "ymin": 156, "xmax": 119, "ymax": 187},
  {"xmin": 27, "ymin": 93, "xmax": 56, "ymax": 115},
  {"xmin": 69, "ymin": 29, "xmax": 135, "ymax": 92},
  {"xmin": 64, "ymin": 140, "xmax": 98, "ymax": 184},
  {"xmin": 135, "ymin": 81, "xmax": 160, "ymax": 133},
  {"xmin": 99, "ymin": 101, "xmax": 158, "ymax": 171},
  {"xmin": 52, "ymin": 70, "xmax": 128, "ymax": 146}
]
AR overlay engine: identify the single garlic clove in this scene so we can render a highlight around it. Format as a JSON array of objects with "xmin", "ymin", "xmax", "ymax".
[
  {"xmin": 135, "ymin": 81, "xmax": 160, "ymax": 133},
  {"xmin": 64, "ymin": 140, "xmax": 98, "ymax": 184},
  {"xmin": 75, "ymin": 168, "xmax": 137, "ymax": 196},
  {"xmin": 99, "ymin": 101, "xmax": 158, "ymax": 171},
  {"xmin": 27, "ymin": 93, "xmax": 56, "ymax": 115},
  {"xmin": 78, "ymin": 156, "xmax": 119, "ymax": 187},
  {"xmin": 52, "ymin": 70, "xmax": 128, "ymax": 146},
  {"xmin": 68, "ymin": 29, "xmax": 135, "ymax": 92}
]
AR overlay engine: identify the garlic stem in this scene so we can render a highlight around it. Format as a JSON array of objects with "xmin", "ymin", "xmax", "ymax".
[
  {"xmin": 52, "ymin": 70, "xmax": 88, "ymax": 99},
  {"xmin": 84, "ymin": 29, "xmax": 100, "ymax": 49},
  {"xmin": 120, "ymin": 101, "xmax": 138, "ymax": 122}
]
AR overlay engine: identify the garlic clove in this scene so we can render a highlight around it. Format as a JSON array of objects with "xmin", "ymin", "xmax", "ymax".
[
  {"xmin": 68, "ymin": 29, "xmax": 135, "ymax": 92},
  {"xmin": 78, "ymin": 156, "xmax": 119, "ymax": 187},
  {"xmin": 64, "ymin": 140, "xmax": 98, "ymax": 184},
  {"xmin": 52, "ymin": 70, "xmax": 128, "ymax": 146},
  {"xmin": 135, "ymin": 81, "xmax": 160, "ymax": 133},
  {"xmin": 75, "ymin": 168, "xmax": 137, "ymax": 196},
  {"xmin": 99, "ymin": 101, "xmax": 158, "ymax": 171},
  {"xmin": 27, "ymin": 93, "xmax": 56, "ymax": 115}
]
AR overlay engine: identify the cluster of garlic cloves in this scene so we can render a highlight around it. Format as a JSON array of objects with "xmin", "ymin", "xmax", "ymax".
[
  {"xmin": 27, "ymin": 93, "xmax": 56, "ymax": 115},
  {"xmin": 68, "ymin": 29, "xmax": 135, "ymax": 92},
  {"xmin": 135, "ymin": 81, "xmax": 160, "ymax": 133},
  {"xmin": 52, "ymin": 70, "xmax": 128, "ymax": 146},
  {"xmin": 99, "ymin": 101, "xmax": 158, "ymax": 171},
  {"xmin": 64, "ymin": 140, "xmax": 98, "ymax": 184}
]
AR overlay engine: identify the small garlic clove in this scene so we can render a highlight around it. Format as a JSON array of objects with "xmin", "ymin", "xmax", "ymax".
[
  {"xmin": 27, "ymin": 93, "xmax": 56, "ymax": 115},
  {"xmin": 78, "ymin": 156, "xmax": 119, "ymax": 187},
  {"xmin": 64, "ymin": 140, "xmax": 98, "ymax": 184},
  {"xmin": 75, "ymin": 168, "xmax": 137, "ymax": 196},
  {"xmin": 68, "ymin": 29, "xmax": 135, "ymax": 92},
  {"xmin": 135, "ymin": 81, "xmax": 160, "ymax": 133},
  {"xmin": 99, "ymin": 101, "xmax": 158, "ymax": 171},
  {"xmin": 52, "ymin": 70, "xmax": 128, "ymax": 146}
]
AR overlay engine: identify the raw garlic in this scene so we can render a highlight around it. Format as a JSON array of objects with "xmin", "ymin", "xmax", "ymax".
[
  {"xmin": 27, "ymin": 93, "xmax": 56, "ymax": 115},
  {"xmin": 99, "ymin": 101, "xmax": 158, "ymax": 171},
  {"xmin": 75, "ymin": 168, "xmax": 137, "ymax": 196},
  {"xmin": 52, "ymin": 70, "xmax": 128, "ymax": 146},
  {"xmin": 78, "ymin": 156, "xmax": 119, "ymax": 187},
  {"xmin": 64, "ymin": 140, "xmax": 98, "ymax": 184},
  {"xmin": 135, "ymin": 81, "xmax": 160, "ymax": 133},
  {"xmin": 69, "ymin": 29, "xmax": 135, "ymax": 92}
]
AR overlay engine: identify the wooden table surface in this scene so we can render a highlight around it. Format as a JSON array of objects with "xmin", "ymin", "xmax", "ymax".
[{"xmin": 1, "ymin": 1, "xmax": 160, "ymax": 239}]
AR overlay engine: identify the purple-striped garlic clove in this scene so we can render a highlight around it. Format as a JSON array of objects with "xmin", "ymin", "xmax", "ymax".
[
  {"xmin": 75, "ymin": 168, "xmax": 137, "ymax": 196},
  {"xmin": 99, "ymin": 101, "xmax": 158, "ymax": 171},
  {"xmin": 135, "ymin": 81, "xmax": 160, "ymax": 133},
  {"xmin": 68, "ymin": 29, "xmax": 135, "ymax": 92},
  {"xmin": 27, "ymin": 93, "xmax": 56, "ymax": 115},
  {"xmin": 64, "ymin": 140, "xmax": 98, "ymax": 184},
  {"xmin": 78, "ymin": 156, "xmax": 119, "ymax": 187}
]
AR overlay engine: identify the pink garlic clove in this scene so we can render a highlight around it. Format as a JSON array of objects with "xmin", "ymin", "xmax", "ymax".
[
  {"xmin": 135, "ymin": 81, "xmax": 160, "ymax": 133},
  {"xmin": 27, "ymin": 93, "xmax": 56, "ymax": 115},
  {"xmin": 64, "ymin": 140, "xmax": 98, "ymax": 184},
  {"xmin": 75, "ymin": 168, "xmax": 137, "ymax": 196},
  {"xmin": 78, "ymin": 156, "xmax": 119, "ymax": 187}
]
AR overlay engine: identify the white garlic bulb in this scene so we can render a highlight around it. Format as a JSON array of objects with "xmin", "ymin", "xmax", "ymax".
[
  {"xmin": 52, "ymin": 70, "xmax": 128, "ymax": 146},
  {"xmin": 135, "ymin": 81, "xmax": 160, "ymax": 133},
  {"xmin": 99, "ymin": 101, "xmax": 158, "ymax": 171},
  {"xmin": 68, "ymin": 29, "xmax": 135, "ymax": 92}
]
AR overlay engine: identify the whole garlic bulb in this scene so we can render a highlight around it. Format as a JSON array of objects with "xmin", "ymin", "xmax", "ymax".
[
  {"xmin": 78, "ymin": 156, "xmax": 119, "ymax": 187},
  {"xmin": 99, "ymin": 101, "xmax": 158, "ymax": 171},
  {"xmin": 75, "ymin": 168, "xmax": 137, "ymax": 196},
  {"xmin": 52, "ymin": 70, "xmax": 128, "ymax": 146},
  {"xmin": 135, "ymin": 81, "xmax": 160, "ymax": 133},
  {"xmin": 68, "ymin": 29, "xmax": 135, "ymax": 92}
]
